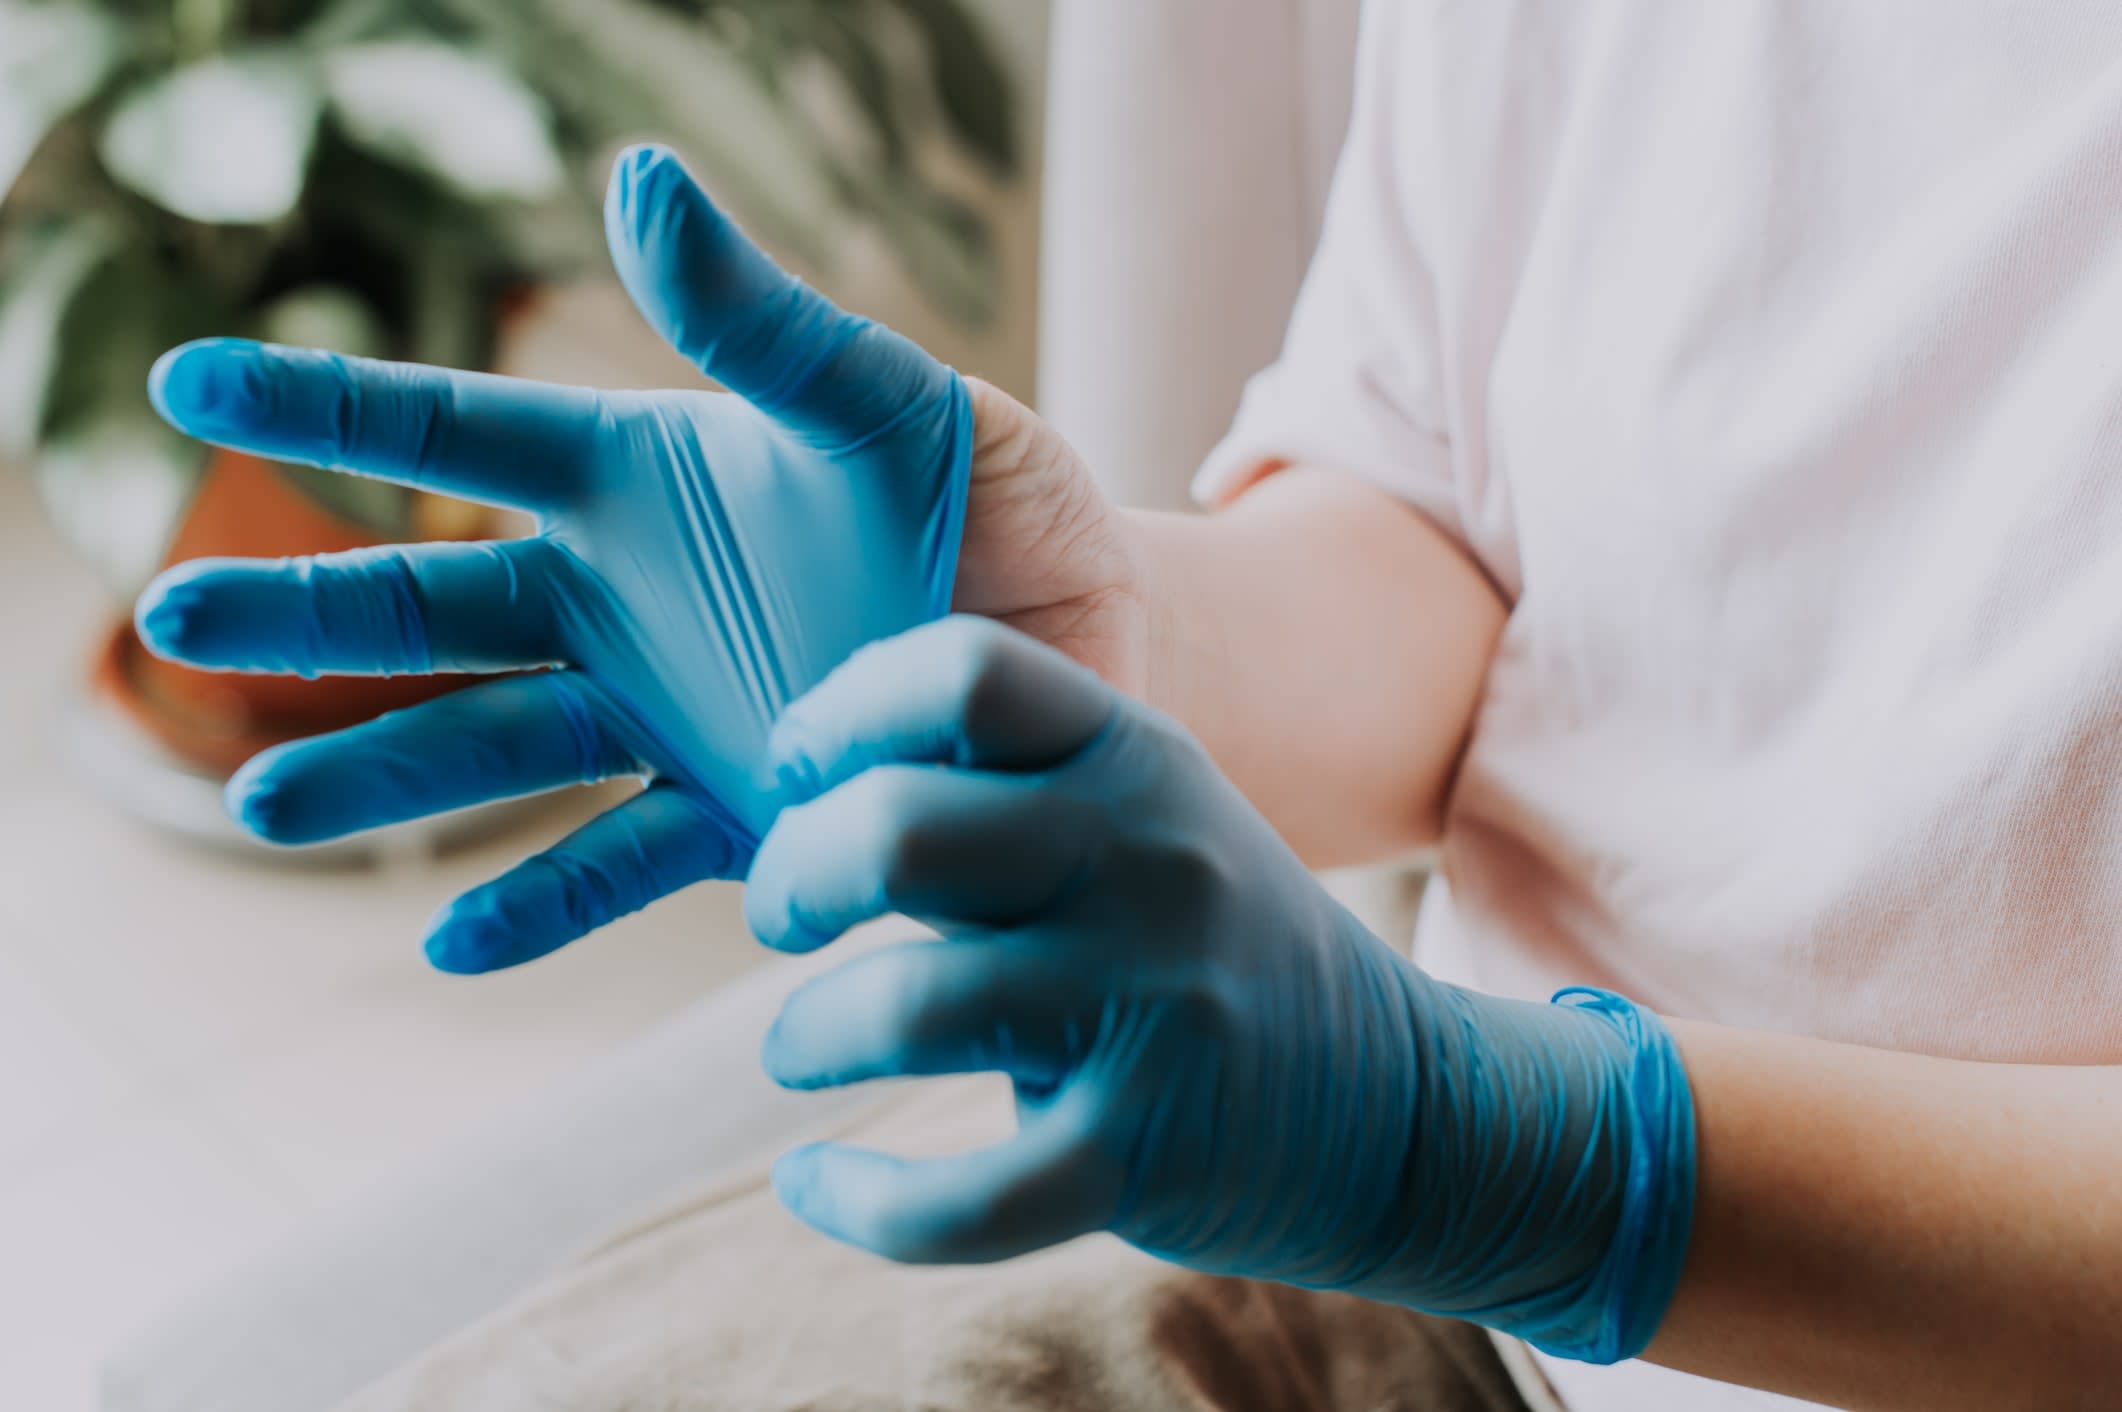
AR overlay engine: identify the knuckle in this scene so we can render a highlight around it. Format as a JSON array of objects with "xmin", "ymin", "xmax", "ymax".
[
  {"xmin": 873, "ymin": 952, "xmax": 950, "ymax": 1047},
  {"xmin": 840, "ymin": 631, "xmax": 903, "ymax": 688},
  {"xmin": 220, "ymin": 344, "xmax": 276, "ymax": 421},
  {"xmin": 360, "ymin": 359, "xmax": 437, "ymax": 470},
  {"xmin": 509, "ymin": 534, "xmax": 570, "ymax": 587},
  {"xmin": 937, "ymin": 614, "xmax": 1014, "ymax": 674},
  {"xmin": 311, "ymin": 546, "xmax": 434, "ymax": 673},
  {"xmin": 941, "ymin": 619, "xmax": 1021, "ymax": 737},
  {"xmin": 861, "ymin": 781, "xmax": 948, "ymax": 900},
  {"xmin": 1129, "ymin": 707, "xmax": 1213, "ymax": 774},
  {"xmin": 1133, "ymin": 827, "xmax": 1235, "ymax": 918},
  {"xmin": 319, "ymin": 352, "xmax": 365, "ymax": 458},
  {"xmin": 536, "ymin": 672, "xmax": 628, "ymax": 782},
  {"xmin": 528, "ymin": 847, "xmax": 613, "ymax": 929},
  {"xmin": 1163, "ymin": 967, "xmax": 1242, "ymax": 1048},
  {"xmin": 1140, "ymin": 819, "xmax": 1224, "ymax": 889}
]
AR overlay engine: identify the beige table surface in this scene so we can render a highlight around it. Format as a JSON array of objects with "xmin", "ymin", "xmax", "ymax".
[{"xmin": 0, "ymin": 469, "xmax": 766, "ymax": 1411}]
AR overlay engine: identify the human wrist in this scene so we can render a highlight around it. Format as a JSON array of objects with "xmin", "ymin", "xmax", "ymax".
[
  {"xmin": 1115, "ymin": 508, "xmax": 1230, "ymax": 728},
  {"xmin": 1110, "ymin": 509, "xmax": 1170, "ymax": 706}
]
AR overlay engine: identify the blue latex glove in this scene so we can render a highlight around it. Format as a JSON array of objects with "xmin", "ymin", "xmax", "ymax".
[
  {"xmin": 747, "ymin": 618, "xmax": 1697, "ymax": 1364},
  {"xmin": 133, "ymin": 145, "xmax": 971, "ymax": 973}
]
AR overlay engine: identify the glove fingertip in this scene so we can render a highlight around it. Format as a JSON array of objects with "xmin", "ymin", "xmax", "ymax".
[
  {"xmin": 750, "ymin": 909, "xmax": 836, "ymax": 957},
  {"xmin": 772, "ymin": 1141, "xmax": 826, "ymax": 1188},
  {"xmin": 146, "ymin": 343, "xmax": 193, "ymax": 426},
  {"xmin": 759, "ymin": 1007, "xmax": 840, "ymax": 1092},
  {"xmin": 133, "ymin": 567, "xmax": 209, "ymax": 661},
  {"xmin": 758, "ymin": 1017, "xmax": 803, "ymax": 1089},
  {"xmin": 225, "ymin": 754, "xmax": 302, "ymax": 845},
  {"xmin": 147, "ymin": 337, "xmax": 260, "ymax": 436},
  {"xmin": 422, "ymin": 912, "xmax": 496, "ymax": 976},
  {"xmin": 739, "ymin": 864, "xmax": 825, "ymax": 956},
  {"xmin": 605, "ymin": 142, "xmax": 689, "ymax": 260},
  {"xmin": 423, "ymin": 892, "xmax": 551, "ymax": 976},
  {"xmin": 772, "ymin": 1143, "xmax": 850, "ymax": 1237},
  {"xmin": 423, "ymin": 942, "xmax": 483, "ymax": 978},
  {"xmin": 611, "ymin": 141, "xmax": 677, "ymax": 193}
]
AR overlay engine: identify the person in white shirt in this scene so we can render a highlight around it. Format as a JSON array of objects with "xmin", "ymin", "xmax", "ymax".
[
  {"xmin": 135, "ymin": 3, "xmax": 2122, "ymax": 1408},
  {"xmin": 1191, "ymin": 4, "xmax": 2122, "ymax": 1405}
]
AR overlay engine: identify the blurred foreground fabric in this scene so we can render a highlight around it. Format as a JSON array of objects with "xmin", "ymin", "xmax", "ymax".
[{"xmin": 332, "ymin": 1076, "xmax": 1529, "ymax": 1412}]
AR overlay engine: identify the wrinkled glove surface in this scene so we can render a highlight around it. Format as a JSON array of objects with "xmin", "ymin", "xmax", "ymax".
[{"xmin": 748, "ymin": 618, "xmax": 1697, "ymax": 1364}]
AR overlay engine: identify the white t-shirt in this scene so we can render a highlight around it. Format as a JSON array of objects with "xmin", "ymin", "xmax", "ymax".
[{"xmin": 1198, "ymin": 3, "xmax": 2122, "ymax": 1409}]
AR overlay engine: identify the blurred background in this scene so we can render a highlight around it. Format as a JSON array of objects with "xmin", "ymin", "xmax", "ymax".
[
  {"xmin": 0, "ymin": 2, "xmax": 1391, "ymax": 1407},
  {"xmin": 0, "ymin": 1, "xmax": 1044, "ymax": 1405}
]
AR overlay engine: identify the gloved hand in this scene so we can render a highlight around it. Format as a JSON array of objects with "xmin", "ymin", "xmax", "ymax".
[
  {"xmin": 746, "ymin": 617, "xmax": 1698, "ymax": 1364},
  {"xmin": 133, "ymin": 144, "xmax": 1137, "ymax": 974}
]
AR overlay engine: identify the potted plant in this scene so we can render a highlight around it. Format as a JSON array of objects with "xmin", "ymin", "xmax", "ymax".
[{"xmin": 0, "ymin": 0, "xmax": 1018, "ymax": 803}]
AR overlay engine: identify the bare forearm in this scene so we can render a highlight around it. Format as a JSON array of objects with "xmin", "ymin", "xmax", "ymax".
[
  {"xmin": 1123, "ymin": 467, "xmax": 1505, "ymax": 867},
  {"xmin": 1649, "ymin": 1022, "xmax": 2122, "ymax": 1410}
]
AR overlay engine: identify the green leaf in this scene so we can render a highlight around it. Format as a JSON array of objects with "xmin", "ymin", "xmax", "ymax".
[
  {"xmin": 34, "ymin": 249, "xmax": 230, "ymax": 586},
  {"xmin": 301, "ymin": 134, "xmax": 497, "ymax": 267},
  {"xmin": 643, "ymin": 27, "xmax": 845, "ymax": 267},
  {"xmin": 171, "ymin": 0, "xmax": 241, "ymax": 62},
  {"xmin": 298, "ymin": 0, "xmax": 408, "ymax": 48},
  {"xmin": 34, "ymin": 418, "xmax": 208, "ymax": 595},
  {"xmin": 0, "ymin": 215, "xmax": 116, "ymax": 456},
  {"xmin": 813, "ymin": 10, "xmax": 911, "ymax": 170},
  {"xmin": 867, "ymin": 178, "xmax": 998, "ymax": 328},
  {"xmin": 42, "ymin": 252, "xmax": 229, "ymax": 443},
  {"xmin": 324, "ymin": 40, "xmax": 567, "ymax": 202},
  {"xmin": 405, "ymin": 228, "xmax": 486, "ymax": 370},
  {"xmin": 0, "ymin": 1, "xmax": 125, "ymax": 203},
  {"xmin": 253, "ymin": 283, "xmax": 390, "ymax": 358},
  {"xmin": 884, "ymin": 0, "xmax": 1019, "ymax": 178},
  {"xmin": 98, "ymin": 55, "xmax": 325, "ymax": 225},
  {"xmin": 269, "ymin": 462, "xmax": 413, "ymax": 535},
  {"xmin": 449, "ymin": 0, "xmax": 841, "ymax": 269}
]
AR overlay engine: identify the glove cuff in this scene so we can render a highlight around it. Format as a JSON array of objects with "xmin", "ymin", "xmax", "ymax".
[
  {"xmin": 923, "ymin": 374, "xmax": 977, "ymax": 622},
  {"xmin": 1531, "ymin": 988, "xmax": 1699, "ymax": 1365}
]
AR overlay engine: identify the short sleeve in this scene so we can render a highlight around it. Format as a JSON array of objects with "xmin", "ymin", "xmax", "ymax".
[{"xmin": 1193, "ymin": 0, "xmax": 1460, "ymax": 542}]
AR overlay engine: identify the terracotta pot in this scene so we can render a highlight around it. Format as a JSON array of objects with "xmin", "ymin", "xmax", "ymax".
[{"xmin": 92, "ymin": 448, "xmax": 488, "ymax": 778}]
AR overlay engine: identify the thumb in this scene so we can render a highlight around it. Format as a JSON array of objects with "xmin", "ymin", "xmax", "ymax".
[{"xmin": 605, "ymin": 144, "xmax": 954, "ymax": 449}]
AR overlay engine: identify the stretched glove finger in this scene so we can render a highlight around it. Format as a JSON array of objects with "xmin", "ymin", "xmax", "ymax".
[
  {"xmin": 763, "ymin": 940, "xmax": 1095, "ymax": 1093},
  {"xmin": 226, "ymin": 673, "xmax": 639, "ymax": 847},
  {"xmin": 605, "ymin": 144, "xmax": 957, "ymax": 452},
  {"xmin": 149, "ymin": 339, "xmax": 598, "ymax": 513},
  {"xmin": 136, "ymin": 538, "xmax": 571, "ymax": 678},
  {"xmin": 425, "ymin": 784, "xmax": 753, "ymax": 975},
  {"xmin": 745, "ymin": 764, "xmax": 1098, "ymax": 953},
  {"xmin": 772, "ymin": 1107, "xmax": 1118, "ymax": 1265},
  {"xmin": 768, "ymin": 617, "xmax": 1113, "ymax": 803}
]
